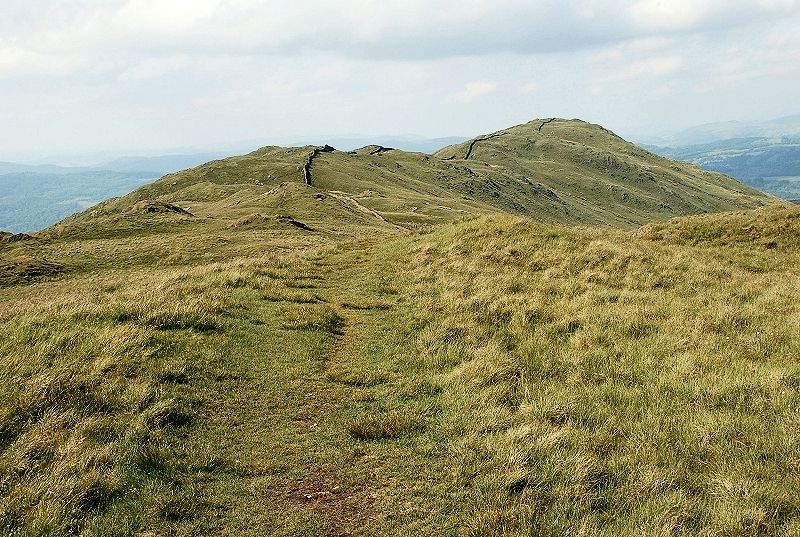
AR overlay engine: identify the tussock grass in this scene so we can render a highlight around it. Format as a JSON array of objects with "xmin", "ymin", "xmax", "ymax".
[
  {"xmin": 0, "ymin": 316, "xmax": 169, "ymax": 534},
  {"xmin": 281, "ymin": 304, "xmax": 343, "ymax": 334},
  {"xmin": 262, "ymin": 290, "xmax": 320, "ymax": 303},
  {"xmin": 398, "ymin": 207, "xmax": 800, "ymax": 535},
  {"xmin": 339, "ymin": 299, "xmax": 392, "ymax": 310},
  {"xmin": 347, "ymin": 409, "xmax": 425, "ymax": 440},
  {"xmin": 1, "ymin": 259, "xmax": 65, "ymax": 288},
  {"xmin": 326, "ymin": 367, "xmax": 390, "ymax": 387},
  {"xmin": 0, "ymin": 256, "xmax": 276, "ymax": 535},
  {"xmin": 2, "ymin": 190, "xmax": 798, "ymax": 535}
]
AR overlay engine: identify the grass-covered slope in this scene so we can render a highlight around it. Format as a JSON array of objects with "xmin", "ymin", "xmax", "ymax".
[
  {"xmin": 435, "ymin": 119, "xmax": 772, "ymax": 226},
  {"xmin": 0, "ymin": 118, "xmax": 792, "ymax": 535},
  {"xmin": 2, "ymin": 202, "xmax": 799, "ymax": 535},
  {"xmin": 46, "ymin": 118, "xmax": 773, "ymax": 237}
]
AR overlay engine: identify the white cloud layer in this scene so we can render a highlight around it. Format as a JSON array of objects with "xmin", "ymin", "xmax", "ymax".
[{"xmin": 0, "ymin": 0, "xmax": 798, "ymax": 158}]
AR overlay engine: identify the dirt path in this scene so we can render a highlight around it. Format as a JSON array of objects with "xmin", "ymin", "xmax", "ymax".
[
  {"xmin": 175, "ymin": 241, "xmax": 414, "ymax": 536},
  {"xmin": 326, "ymin": 190, "xmax": 398, "ymax": 226}
]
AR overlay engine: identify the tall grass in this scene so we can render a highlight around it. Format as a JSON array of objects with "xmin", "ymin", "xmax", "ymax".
[
  {"xmin": 0, "ymin": 262, "xmax": 236, "ymax": 535},
  {"xmin": 401, "ymin": 207, "xmax": 800, "ymax": 535},
  {"xmin": 2, "ymin": 204, "xmax": 798, "ymax": 535}
]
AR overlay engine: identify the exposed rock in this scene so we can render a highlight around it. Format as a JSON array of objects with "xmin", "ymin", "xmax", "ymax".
[
  {"xmin": 276, "ymin": 215, "xmax": 314, "ymax": 231},
  {"xmin": 131, "ymin": 201, "xmax": 195, "ymax": 216},
  {"xmin": 367, "ymin": 145, "xmax": 394, "ymax": 156},
  {"xmin": 0, "ymin": 232, "xmax": 34, "ymax": 244}
]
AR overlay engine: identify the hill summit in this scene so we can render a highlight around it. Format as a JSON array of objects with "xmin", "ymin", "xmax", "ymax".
[{"xmin": 48, "ymin": 118, "xmax": 771, "ymax": 238}]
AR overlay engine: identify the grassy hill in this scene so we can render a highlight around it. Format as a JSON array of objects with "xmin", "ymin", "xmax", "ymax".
[
  {"xmin": 50, "ymin": 118, "xmax": 771, "ymax": 238},
  {"xmin": 1, "ymin": 119, "xmax": 797, "ymax": 536}
]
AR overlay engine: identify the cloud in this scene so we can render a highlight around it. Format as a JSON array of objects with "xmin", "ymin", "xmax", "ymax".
[
  {"xmin": 3, "ymin": 0, "xmax": 799, "ymax": 65},
  {"xmin": 447, "ymin": 81, "xmax": 498, "ymax": 103},
  {"xmin": 0, "ymin": 0, "xmax": 799, "ymax": 159},
  {"xmin": 519, "ymin": 82, "xmax": 539, "ymax": 95},
  {"xmin": 117, "ymin": 55, "xmax": 189, "ymax": 81},
  {"xmin": 593, "ymin": 55, "xmax": 684, "ymax": 87},
  {"xmin": 628, "ymin": 0, "xmax": 799, "ymax": 31},
  {"xmin": 0, "ymin": 46, "xmax": 82, "ymax": 78}
]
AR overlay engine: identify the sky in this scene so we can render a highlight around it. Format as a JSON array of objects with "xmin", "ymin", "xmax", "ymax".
[{"xmin": 1, "ymin": 0, "xmax": 799, "ymax": 162}]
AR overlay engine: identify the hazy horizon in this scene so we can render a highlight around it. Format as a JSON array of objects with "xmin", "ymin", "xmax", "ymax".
[
  {"xmin": 6, "ymin": 111, "xmax": 799, "ymax": 168},
  {"xmin": 2, "ymin": 1, "xmax": 799, "ymax": 162}
]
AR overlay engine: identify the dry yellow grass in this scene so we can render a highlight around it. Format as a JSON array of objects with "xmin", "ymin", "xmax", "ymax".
[
  {"xmin": 397, "ymin": 205, "xmax": 800, "ymax": 535},
  {"xmin": 3, "ymin": 205, "xmax": 800, "ymax": 535}
]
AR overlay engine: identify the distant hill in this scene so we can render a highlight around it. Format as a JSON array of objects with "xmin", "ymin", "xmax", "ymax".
[
  {"xmin": 640, "ymin": 114, "xmax": 800, "ymax": 201},
  {"xmin": 0, "ymin": 161, "xmax": 92, "ymax": 175},
  {"xmin": 0, "ymin": 137, "xmax": 469, "ymax": 232},
  {"xmin": 51, "ymin": 118, "xmax": 772, "ymax": 240},
  {"xmin": 647, "ymin": 135, "xmax": 800, "ymax": 201},
  {"xmin": 96, "ymin": 153, "xmax": 235, "ymax": 175},
  {"xmin": 648, "ymin": 114, "xmax": 800, "ymax": 146}
]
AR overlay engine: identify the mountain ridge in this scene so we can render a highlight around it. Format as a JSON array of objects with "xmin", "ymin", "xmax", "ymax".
[{"xmin": 43, "ymin": 117, "xmax": 773, "ymax": 241}]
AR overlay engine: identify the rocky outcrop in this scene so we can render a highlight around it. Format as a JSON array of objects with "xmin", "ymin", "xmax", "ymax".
[
  {"xmin": 464, "ymin": 132, "xmax": 508, "ymax": 160},
  {"xmin": 368, "ymin": 145, "xmax": 394, "ymax": 156},
  {"xmin": 302, "ymin": 145, "xmax": 336, "ymax": 186},
  {"xmin": 538, "ymin": 118, "xmax": 556, "ymax": 133},
  {"xmin": 0, "ymin": 232, "xmax": 33, "ymax": 244},
  {"xmin": 276, "ymin": 215, "xmax": 314, "ymax": 231},
  {"xmin": 131, "ymin": 201, "xmax": 194, "ymax": 216}
]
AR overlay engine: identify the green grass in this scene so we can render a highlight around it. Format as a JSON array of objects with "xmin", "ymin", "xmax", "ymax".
[
  {"xmin": 3, "ymin": 205, "xmax": 799, "ymax": 535},
  {"xmin": 0, "ymin": 269, "xmax": 226, "ymax": 535},
  {"xmin": 44, "ymin": 119, "xmax": 771, "ymax": 241},
  {"xmin": 0, "ymin": 120, "xmax": 795, "ymax": 535}
]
